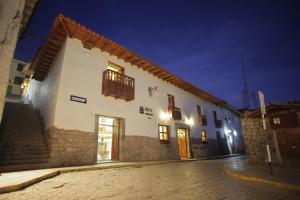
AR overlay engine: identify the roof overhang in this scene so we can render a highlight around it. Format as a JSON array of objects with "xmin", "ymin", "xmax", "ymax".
[
  {"xmin": 19, "ymin": 0, "xmax": 39, "ymax": 39},
  {"xmin": 247, "ymin": 103, "xmax": 300, "ymax": 118},
  {"xmin": 30, "ymin": 15, "xmax": 224, "ymax": 105}
]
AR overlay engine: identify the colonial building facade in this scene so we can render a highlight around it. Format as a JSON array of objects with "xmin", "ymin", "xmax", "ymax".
[
  {"xmin": 25, "ymin": 15, "xmax": 242, "ymax": 167},
  {"xmin": 7, "ymin": 59, "xmax": 28, "ymax": 96}
]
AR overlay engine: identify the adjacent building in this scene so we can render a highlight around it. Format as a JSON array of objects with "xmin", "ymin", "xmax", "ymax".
[
  {"xmin": 25, "ymin": 15, "xmax": 243, "ymax": 167},
  {"xmin": 6, "ymin": 59, "xmax": 28, "ymax": 96},
  {"xmin": 242, "ymin": 103, "xmax": 300, "ymax": 166},
  {"xmin": 0, "ymin": 0, "xmax": 38, "ymax": 123}
]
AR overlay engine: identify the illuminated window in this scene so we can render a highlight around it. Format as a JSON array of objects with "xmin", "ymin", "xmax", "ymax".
[
  {"xmin": 159, "ymin": 125, "xmax": 170, "ymax": 143},
  {"xmin": 273, "ymin": 117, "xmax": 281, "ymax": 125},
  {"xmin": 108, "ymin": 62, "xmax": 124, "ymax": 73},
  {"xmin": 201, "ymin": 130, "xmax": 208, "ymax": 144}
]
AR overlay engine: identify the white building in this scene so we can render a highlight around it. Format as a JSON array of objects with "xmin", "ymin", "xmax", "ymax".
[
  {"xmin": 26, "ymin": 15, "xmax": 243, "ymax": 167},
  {"xmin": 7, "ymin": 59, "xmax": 28, "ymax": 96}
]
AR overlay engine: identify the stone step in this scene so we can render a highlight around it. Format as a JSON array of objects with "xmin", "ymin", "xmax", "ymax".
[
  {"xmin": 0, "ymin": 162, "xmax": 55, "ymax": 172},
  {"xmin": 0, "ymin": 158, "xmax": 49, "ymax": 166},
  {"xmin": 0, "ymin": 102, "xmax": 49, "ymax": 167},
  {"xmin": 0, "ymin": 154, "xmax": 49, "ymax": 161}
]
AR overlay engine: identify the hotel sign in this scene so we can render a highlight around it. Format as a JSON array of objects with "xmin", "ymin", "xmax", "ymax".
[
  {"xmin": 70, "ymin": 95, "xmax": 87, "ymax": 104},
  {"xmin": 139, "ymin": 106, "xmax": 153, "ymax": 116}
]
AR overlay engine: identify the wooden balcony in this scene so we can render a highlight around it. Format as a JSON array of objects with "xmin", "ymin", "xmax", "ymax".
[
  {"xmin": 169, "ymin": 106, "xmax": 182, "ymax": 120},
  {"xmin": 102, "ymin": 69, "xmax": 135, "ymax": 101}
]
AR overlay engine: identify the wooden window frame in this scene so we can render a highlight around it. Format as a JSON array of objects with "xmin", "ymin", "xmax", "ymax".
[
  {"xmin": 158, "ymin": 124, "xmax": 170, "ymax": 144},
  {"xmin": 16, "ymin": 63, "xmax": 25, "ymax": 72}
]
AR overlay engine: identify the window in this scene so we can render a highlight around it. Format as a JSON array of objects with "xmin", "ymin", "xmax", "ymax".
[
  {"xmin": 197, "ymin": 105, "xmax": 207, "ymax": 126},
  {"xmin": 108, "ymin": 62, "xmax": 124, "ymax": 74},
  {"xmin": 273, "ymin": 117, "xmax": 280, "ymax": 125},
  {"xmin": 201, "ymin": 130, "xmax": 208, "ymax": 144},
  {"xmin": 159, "ymin": 125, "xmax": 170, "ymax": 143},
  {"xmin": 196, "ymin": 105, "xmax": 202, "ymax": 115},
  {"xmin": 14, "ymin": 76, "xmax": 24, "ymax": 85},
  {"xmin": 168, "ymin": 94, "xmax": 175, "ymax": 108},
  {"xmin": 17, "ymin": 63, "xmax": 25, "ymax": 72},
  {"xmin": 213, "ymin": 111, "xmax": 217, "ymax": 121}
]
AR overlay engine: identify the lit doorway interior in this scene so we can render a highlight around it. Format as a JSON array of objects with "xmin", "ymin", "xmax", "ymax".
[
  {"xmin": 97, "ymin": 116, "xmax": 119, "ymax": 161},
  {"xmin": 177, "ymin": 128, "xmax": 188, "ymax": 159}
]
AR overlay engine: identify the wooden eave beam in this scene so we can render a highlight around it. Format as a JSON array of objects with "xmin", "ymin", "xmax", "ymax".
[
  {"xmin": 143, "ymin": 64, "xmax": 154, "ymax": 71},
  {"xmin": 59, "ymin": 18, "xmax": 73, "ymax": 38},
  {"xmin": 131, "ymin": 58, "xmax": 142, "ymax": 65}
]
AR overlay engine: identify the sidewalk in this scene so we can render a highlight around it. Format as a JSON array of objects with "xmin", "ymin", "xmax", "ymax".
[{"xmin": 225, "ymin": 157, "xmax": 300, "ymax": 192}]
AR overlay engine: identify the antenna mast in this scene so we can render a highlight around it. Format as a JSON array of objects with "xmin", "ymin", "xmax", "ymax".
[
  {"xmin": 241, "ymin": 54, "xmax": 250, "ymax": 109},
  {"xmin": 252, "ymin": 91, "xmax": 259, "ymax": 109}
]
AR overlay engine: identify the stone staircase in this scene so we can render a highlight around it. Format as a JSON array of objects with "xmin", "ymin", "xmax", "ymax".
[{"xmin": 0, "ymin": 102, "xmax": 50, "ymax": 172}]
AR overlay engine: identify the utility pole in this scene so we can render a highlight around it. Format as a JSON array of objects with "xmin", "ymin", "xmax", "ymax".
[
  {"xmin": 259, "ymin": 90, "xmax": 273, "ymax": 175},
  {"xmin": 241, "ymin": 54, "xmax": 250, "ymax": 109}
]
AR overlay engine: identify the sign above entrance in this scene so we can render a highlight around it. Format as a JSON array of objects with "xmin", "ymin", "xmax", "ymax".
[{"xmin": 70, "ymin": 95, "xmax": 87, "ymax": 104}]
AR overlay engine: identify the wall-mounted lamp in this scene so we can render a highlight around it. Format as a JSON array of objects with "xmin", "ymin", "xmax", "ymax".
[
  {"xmin": 224, "ymin": 128, "xmax": 231, "ymax": 135},
  {"xmin": 160, "ymin": 111, "xmax": 170, "ymax": 121},
  {"xmin": 233, "ymin": 130, "xmax": 237, "ymax": 137},
  {"xmin": 185, "ymin": 117, "xmax": 194, "ymax": 126}
]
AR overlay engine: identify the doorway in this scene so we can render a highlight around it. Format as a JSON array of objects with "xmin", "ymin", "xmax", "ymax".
[
  {"xmin": 177, "ymin": 128, "xmax": 188, "ymax": 159},
  {"xmin": 96, "ymin": 116, "xmax": 120, "ymax": 161}
]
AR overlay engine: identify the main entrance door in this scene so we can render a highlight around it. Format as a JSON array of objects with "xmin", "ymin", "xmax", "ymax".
[
  {"xmin": 177, "ymin": 128, "xmax": 188, "ymax": 159},
  {"xmin": 97, "ymin": 116, "xmax": 119, "ymax": 161}
]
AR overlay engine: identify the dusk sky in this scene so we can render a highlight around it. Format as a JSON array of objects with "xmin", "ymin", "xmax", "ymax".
[{"xmin": 15, "ymin": 0, "xmax": 300, "ymax": 108}]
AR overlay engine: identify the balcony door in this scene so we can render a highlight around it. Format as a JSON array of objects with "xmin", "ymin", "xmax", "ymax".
[{"xmin": 97, "ymin": 116, "xmax": 120, "ymax": 161}]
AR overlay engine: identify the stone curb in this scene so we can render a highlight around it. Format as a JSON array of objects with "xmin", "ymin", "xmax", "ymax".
[
  {"xmin": 224, "ymin": 164, "xmax": 300, "ymax": 192},
  {"xmin": 0, "ymin": 171, "xmax": 59, "ymax": 194},
  {"xmin": 0, "ymin": 159, "xmax": 195, "ymax": 194}
]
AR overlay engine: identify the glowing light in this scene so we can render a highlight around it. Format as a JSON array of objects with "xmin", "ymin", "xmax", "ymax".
[
  {"xmin": 229, "ymin": 135, "xmax": 233, "ymax": 144},
  {"xmin": 160, "ymin": 111, "xmax": 170, "ymax": 121},
  {"xmin": 224, "ymin": 128, "xmax": 231, "ymax": 135},
  {"xmin": 233, "ymin": 130, "xmax": 237, "ymax": 137},
  {"xmin": 185, "ymin": 117, "xmax": 194, "ymax": 126}
]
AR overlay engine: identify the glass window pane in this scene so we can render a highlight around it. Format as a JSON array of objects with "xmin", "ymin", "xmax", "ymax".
[
  {"xmin": 159, "ymin": 125, "xmax": 163, "ymax": 132},
  {"xmin": 163, "ymin": 126, "xmax": 167, "ymax": 132},
  {"xmin": 164, "ymin": 133, "xmax": 168, "ymax": 140},
  {"xmin": 160, "ymin": 133, "xmax": 164, "ymax": 140}
]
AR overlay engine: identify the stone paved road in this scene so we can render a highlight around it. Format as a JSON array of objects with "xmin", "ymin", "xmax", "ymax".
[{"xmin": 0, "ymin": 158, "xmax": 299, "ymax": 200}]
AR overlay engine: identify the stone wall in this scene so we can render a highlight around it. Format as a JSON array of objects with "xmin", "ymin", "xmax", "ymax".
[
  {"xmin": 0, "ymin": 0, "xmax": 25, "ymax": 123},
  {"xmin": 120, "ymin": 135, "xmax": 180, "ymax": 161},
  {"xmin": 241, "ymin": 115, "xmax": 280, "ymax": 165},
  {"xmin": 191, "ymin": 138, "xmax": 231, "ymax": 158},
  {"xmin": 47, "ymin": 127, "xmax": 98, "ymax": 167}
]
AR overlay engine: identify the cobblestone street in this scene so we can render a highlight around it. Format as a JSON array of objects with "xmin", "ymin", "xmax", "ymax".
[{"xmin": 0, "ymin": 158, "xmax": 299, "ymax": 200}]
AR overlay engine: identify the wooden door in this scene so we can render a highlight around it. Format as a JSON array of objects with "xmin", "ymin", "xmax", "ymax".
[
  {"xmin": 178, "ymin": 128, "xmax": 187, "ymax": 158},
  {"xmin": 111, "ymin": 119, "xmax": 120, "ymax": 160},
  {"xmin": 276, "ymin": 130, "xmax": 300, "ymax": 162}
]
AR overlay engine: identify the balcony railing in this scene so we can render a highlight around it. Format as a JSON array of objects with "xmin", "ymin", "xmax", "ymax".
[
  {"xmin": 169, "ymin": 106, "xmax": 182, "ymax": 120},
  {"xmin": 102, "ymin": 69, "xmax": 135, "ymax": 101}
]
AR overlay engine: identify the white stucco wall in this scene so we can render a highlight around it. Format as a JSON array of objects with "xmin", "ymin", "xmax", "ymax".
[
  {"xmin": 53, "ymin": 38, "xmax": 228, "ymax": 139},
  {"xmin": 28, "ymin": 41, "xmax": 67, "ymax": 128},
  {"xmin": 29, "ymin": 37, "xmax": 242, "ymax": 141}
]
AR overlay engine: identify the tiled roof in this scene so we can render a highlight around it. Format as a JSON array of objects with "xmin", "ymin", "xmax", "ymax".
[{"xmin": 31, "ymin": 15, "xmax": 225, "ymax": 105}]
